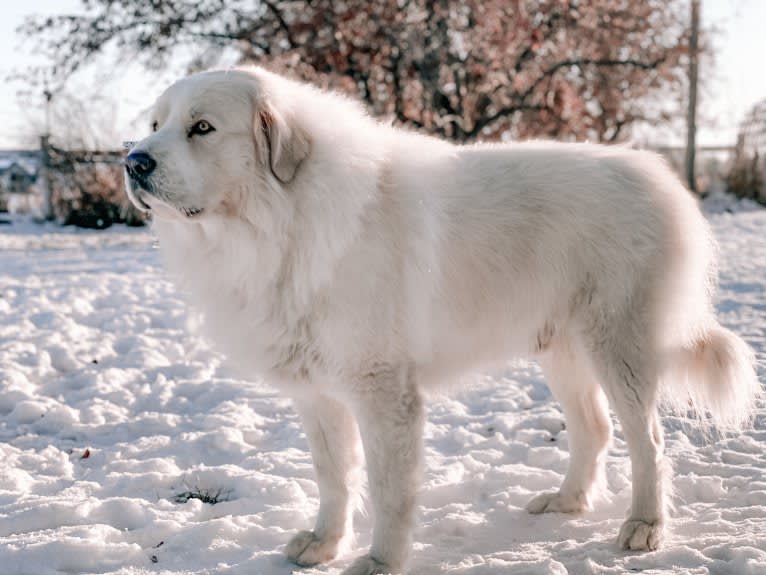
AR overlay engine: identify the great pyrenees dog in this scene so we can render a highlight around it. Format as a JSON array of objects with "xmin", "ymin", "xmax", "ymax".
[{"xmin": 124, "ymin": 67, "xmax": 758, "ymax": 574}]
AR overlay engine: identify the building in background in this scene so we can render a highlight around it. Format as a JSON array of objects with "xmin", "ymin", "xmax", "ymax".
[
  {"xmin": 0, "ymin": 151, "xmax": 40, "ymax": 213},
  {"xmin": 727, "ymin": 99, "xmax": 766, "ymax": 204}
]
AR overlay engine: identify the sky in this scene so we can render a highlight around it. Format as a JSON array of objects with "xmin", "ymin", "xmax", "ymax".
[{"xmin": 1, "ymin": 0, "xmax": 765, "ymax": 150}]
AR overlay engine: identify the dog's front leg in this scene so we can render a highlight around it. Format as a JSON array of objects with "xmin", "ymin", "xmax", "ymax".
[
  {"xmin": 342, "ymin": 364, "xmax": 425, "ymax": 575},
  {"xmin": 286, "ymin": 393, "xmax": 364, "ymax": 566}
]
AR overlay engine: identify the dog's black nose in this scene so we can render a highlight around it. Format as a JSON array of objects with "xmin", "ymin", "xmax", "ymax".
[{"xmin": 125, "ymin": 151, "xmax": 157, "ymax": 179}]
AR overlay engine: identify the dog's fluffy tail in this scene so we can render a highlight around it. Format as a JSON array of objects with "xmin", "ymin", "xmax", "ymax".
[{"xmin": 662, "ymin": 322, "xmax": 760, "ymax": 430}]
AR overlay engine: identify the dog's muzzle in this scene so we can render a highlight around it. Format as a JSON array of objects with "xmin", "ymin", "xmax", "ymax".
[
  {"xmin": 124, "ymin": 150, "xmax": 156, "ymax": 211},
  {"xmin": 125, "ymin": 151, "xmax": 156, "ymax": 186}
]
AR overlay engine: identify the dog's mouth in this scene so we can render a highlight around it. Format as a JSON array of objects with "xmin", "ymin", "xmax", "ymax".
[
  {"xmin": 126, "ymin": 181, "xmax": 204, "ymax": 220},
  {"xmin": 132, "ymin": 190, "xmax": 152, "ymax": 212},
  {"xmin": 181, "ymin": 206, "xmax": 204, "ymax": 218},
  {"xmin": 125, "ymin": 179, "xmax": 153, "ymax": 213},
  {"xmin": 150, "ymin": 200, "xmax": 205, "ymax": 221}
]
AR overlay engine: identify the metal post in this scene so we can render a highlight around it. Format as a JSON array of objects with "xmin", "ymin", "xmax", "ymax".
[
  {"xmin": 685, "ymin": 0, "xmax": 700, "ymax": 193},
  {"xmin": 40, "ymin": 135, "xmax": 54, "ymax": 221}
]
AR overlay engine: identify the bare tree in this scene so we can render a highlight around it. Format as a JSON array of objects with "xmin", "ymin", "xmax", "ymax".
[
  {"xmin": 14, "ymin": 80, "xmax": 145, "ymax": 227},
  {"xmin": 23, "ymin": 92, "xmax": 120, "ymax": 151},
  {"xmin": 20, "ymin": 0, "xmax": 692, "ymax": 143}
]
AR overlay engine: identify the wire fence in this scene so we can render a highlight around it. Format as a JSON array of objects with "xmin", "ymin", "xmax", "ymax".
[{"xmin": 37, "ymin": 137, "xmax": 146, "ymax": 228}]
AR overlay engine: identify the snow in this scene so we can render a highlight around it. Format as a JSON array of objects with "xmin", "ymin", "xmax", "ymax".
[{"xmin": 0, "ymin": 205, "xmax": 764, "ymax": 575}]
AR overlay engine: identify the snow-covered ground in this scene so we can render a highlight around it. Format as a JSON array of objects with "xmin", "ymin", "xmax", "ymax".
[{"xmin": 1, "ymin": 202, "xmax": 764, "ymax": 575}]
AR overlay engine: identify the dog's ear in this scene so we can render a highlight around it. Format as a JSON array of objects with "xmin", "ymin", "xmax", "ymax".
[{"xmin": 256, "ymin": 102, "xmax": 310, "ymax": 184}]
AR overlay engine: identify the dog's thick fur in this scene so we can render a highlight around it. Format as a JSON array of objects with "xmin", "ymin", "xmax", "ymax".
[{"xmin": 125, "ymin": 67, "xmax": 759, "ymax": 575}]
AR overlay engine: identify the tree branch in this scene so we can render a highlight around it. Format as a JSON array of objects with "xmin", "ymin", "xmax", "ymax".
[
  {"xmin": 263, "ymin": 0, "xmax": 295, "ymax": 47},
  {"xmin": 466, "ymin": 103, "xmax": 549, "ymax": 139},
  {"xmin": 518, "ymin": 56, "xmax": 668, "ymax": 104}
]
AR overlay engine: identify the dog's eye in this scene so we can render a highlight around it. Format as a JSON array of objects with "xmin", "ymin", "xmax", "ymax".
[
  {"xmin": 189, "ymin": 120, "xmax": 215, "ymax": 137},
  {"xmin": 151, "ymin": 121, "xmax": 158, "ymax": 132}
]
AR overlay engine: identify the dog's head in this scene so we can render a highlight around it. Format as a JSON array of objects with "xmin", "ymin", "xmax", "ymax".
[{"xmin": 124, "ymin": 68, "xmax": 310, "ymax": 221}]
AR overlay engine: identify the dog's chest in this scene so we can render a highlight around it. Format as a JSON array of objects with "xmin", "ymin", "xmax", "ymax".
[{"xmin": 183, "ymin": 253, "xmax": 325, "ymax": 384}]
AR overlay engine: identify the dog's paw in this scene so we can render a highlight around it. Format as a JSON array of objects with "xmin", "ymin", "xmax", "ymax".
[
  {"xmin": 285, "ymin": 530, "xmax": 341, "ymax": 566},
  {"xmin": 340, "ymin": 554, "xmax": 397, "ymax": 575},
  {"xmin": 618, "ymin": 519, "xmax": 664, "ymax": 551},
  {"xmin": 525, "ymin": 491, "xmax": 590, "ymax": 514}
]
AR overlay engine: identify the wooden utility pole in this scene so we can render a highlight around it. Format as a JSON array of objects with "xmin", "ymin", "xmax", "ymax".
[
  {"xmin": 40, "ymin": 135, "xmax": 53, "ymax": 222},
  {"xmin": 685, "ymin": 0, "xmax": 700, "ymax": 193},
  {"xmin": 41, "ymin": 88, "xmax": 54, "ymax": 221}
]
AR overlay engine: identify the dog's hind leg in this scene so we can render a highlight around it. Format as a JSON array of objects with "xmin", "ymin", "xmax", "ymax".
[
  {"xmin": 586, "ymin": 317, "xmax": 669, "ymax": 551},
  {"xmin": 527, "ymin": 336, "xmax": 612, "ymax": 514},
  {"xmin": 286, "ymin": 393, "xmax": 364, "ymax": 566}
]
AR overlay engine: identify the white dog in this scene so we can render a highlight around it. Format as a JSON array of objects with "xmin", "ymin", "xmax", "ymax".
[{"xmin": 124, "ymin": 67, "xmax": 759, "ymax": 575}]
